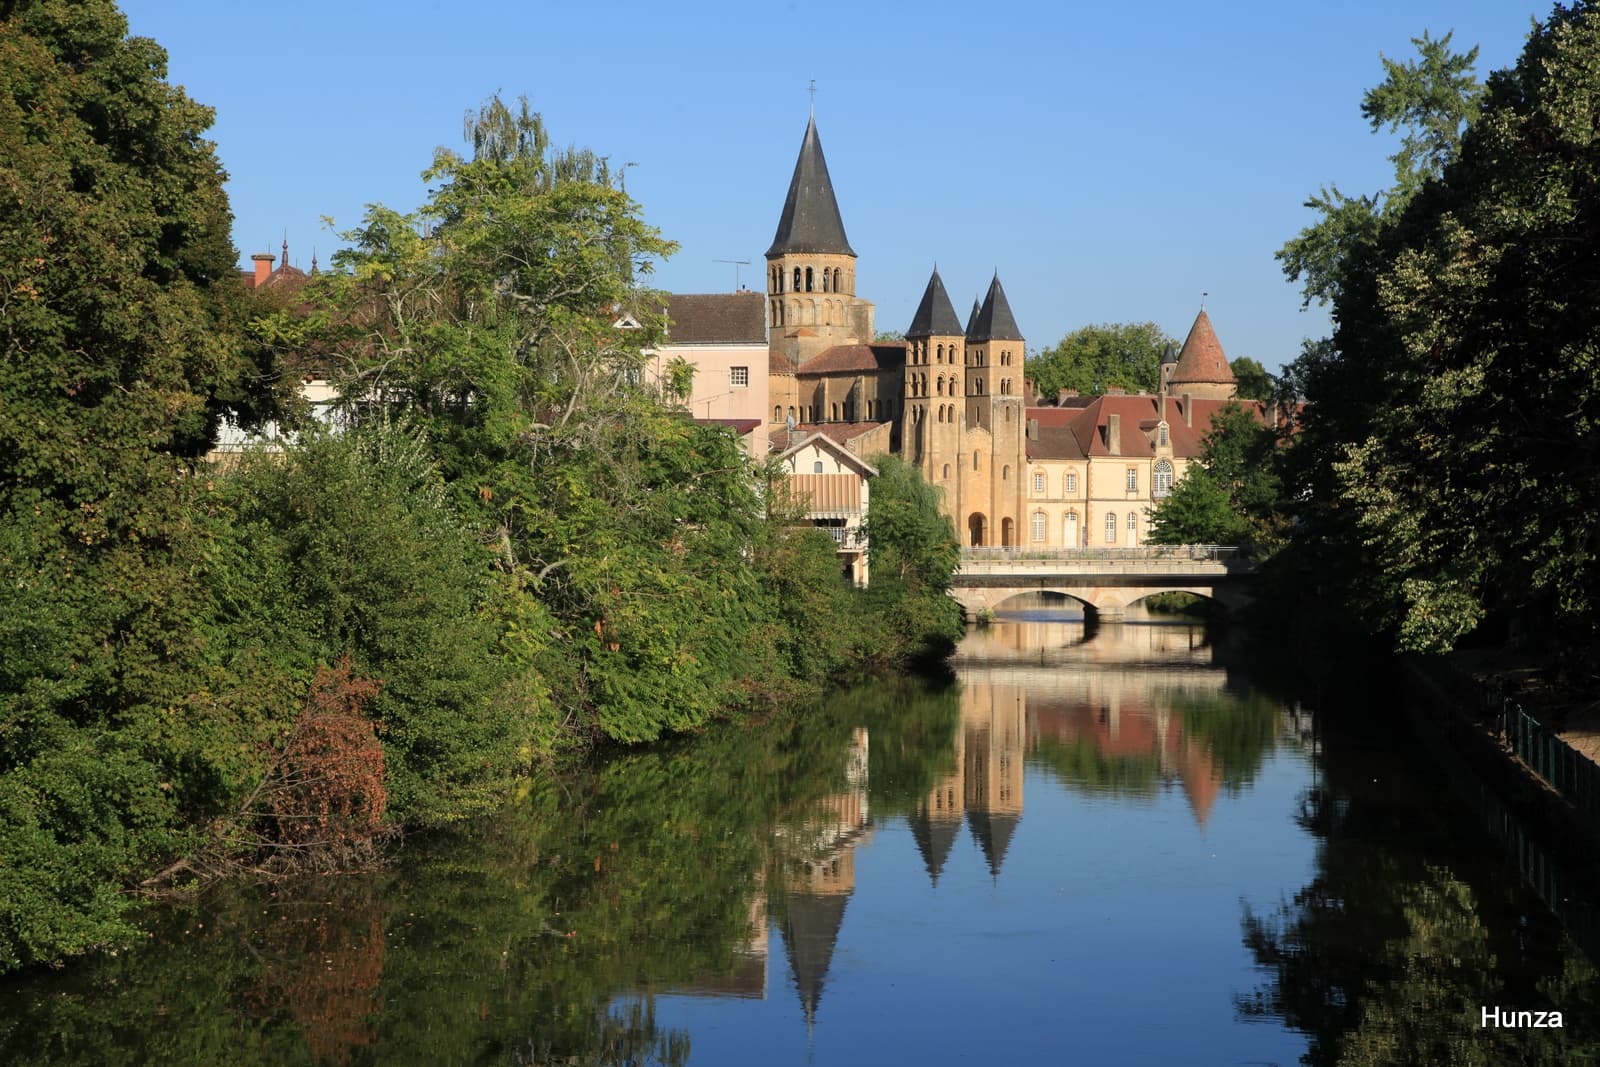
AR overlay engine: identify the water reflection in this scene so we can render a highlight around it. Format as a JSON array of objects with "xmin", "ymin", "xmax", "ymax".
[{"xmin": 4, "ymin": 615, "xmax": 1599, "ymax": 1064}]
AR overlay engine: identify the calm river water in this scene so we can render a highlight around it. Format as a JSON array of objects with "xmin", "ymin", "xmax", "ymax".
[{"xmin": 4, "ymin": 610, "xmax": 1599, "ymax": 1065}]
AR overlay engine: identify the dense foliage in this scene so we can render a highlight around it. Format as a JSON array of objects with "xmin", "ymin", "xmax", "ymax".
[
  {"xmin": 0, "ymin": 16, "xmax": 963, "ymax": 973},
  {"xmin": 1148, "ymin": 402, "xmax": 1284, "ymax": 550},
  {"xmin": 1275, "ymin": 5, "xmax": 1600, "ymax": 677},
  {"xmin": 1025, "ymin": 321, "xmax": 1174, "ymax": 398}
]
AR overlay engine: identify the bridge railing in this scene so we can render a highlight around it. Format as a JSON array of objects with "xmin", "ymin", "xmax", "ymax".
[{"xmin": 961, "ymin": 545, "xmax": 1241, "ymax": 563}]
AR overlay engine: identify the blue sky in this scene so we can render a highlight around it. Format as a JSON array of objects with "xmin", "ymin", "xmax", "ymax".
[{"xmin": 120, "ymin": 1, "xmax": 1548, "ymax": 372}]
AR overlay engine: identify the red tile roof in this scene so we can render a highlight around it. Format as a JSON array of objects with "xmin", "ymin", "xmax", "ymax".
[
  {"xmin": 800, "ymin": 341, "xmax": 907, "ymax": 375},
  {"xmin": 1024, "ymin": 395, "xmax": 1269, "ymax": 461},
  {"xmin": 1171, "ymin": 309, "xmax": 1235, "ymax": 385}
]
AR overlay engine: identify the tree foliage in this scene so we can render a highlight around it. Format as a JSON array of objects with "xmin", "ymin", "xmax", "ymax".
[
  {"xmin": 1026, "ymin": 322, "xmax": 1173, "ymax": 398},
  {"xmin": 1279, "ymin": 6, "xmax": 1600, "ymax": 673},
  {"xmin": 1149, "ymin": 403, "xmax": 1284, "ymax": 549},
  {"xmin": 1229, "ymin": 355, "xmax": 1274, "ymax": 401}
]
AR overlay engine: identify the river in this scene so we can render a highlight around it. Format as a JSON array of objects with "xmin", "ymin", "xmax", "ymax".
[{"xmin": 3, "ymin": 609, "xmax": 1597, "ymax": 1065}]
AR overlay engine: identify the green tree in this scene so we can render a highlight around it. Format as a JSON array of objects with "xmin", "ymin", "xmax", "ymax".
[
  {"xmin": 1146, "ymin": 468, "xmax": 1247, "ymax": 546},
  {"xmin": 1277, "ymin": 31, "xmax": 1484, "ymax": 308},
  {"xmin": 1230, "ymin": 356, "xmax": 1274, "ymax": 401},
  {"xmin": 862, "ymin": 455, "xmax": 965, "ymax": 660},
  {"xmin": 1281, "ymin": 7, "xmax": 1600, "ymax": 670},
  {"xmin": 0, "ymin": 0, "xmax": 292, "ymax": 971},
  {"xmin": 1026, "ymin": 322, "xmax": 1173, "ymax": 398},
  {"xmin": 1149, "ymin": 402, "xmax": 1283, "ymax": 549}
]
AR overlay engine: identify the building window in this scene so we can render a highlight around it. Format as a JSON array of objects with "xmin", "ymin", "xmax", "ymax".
[
  {"xmin": 805, "ymin": 266, "xmax": 814, "ymax": 292},
  {"xmin": 814, "ymin": 460, "xmax": 824, "ymax": 474},
  {"xmin": 973, "ymin": 451, "xmax": 980, "ymax": 471},
  {"xmin": 793, "ymin": 267, "xmax": 801, "ymax": 291},
  {"xmin": 1033, "ymin": 472, "xmax": 1045, "ymax": 494},
  {"xmin": 730, "ymin": 366, "xmax": 749, "ymax": 388},
  {"xmin": 1105, "ymin": 512, "xmax": 1117, "ymax": 543},
  {"xmin": 1031, "ymin": 511, "xmax": 1046, "ymax": 542},
  {"xmin": 831, "ymin": 403, "xmax": 839, "ymax": 420},
  {"xmin": 1002, "ymin": 465, "xmax": 1010, "ymax": 481},
  {"xmin": 1127, "ymin": 511, "xmax": 1137, "ymax": 532},
  {"xmin": 943, "ymin": 464, "xmax": 951, "ymax": 479},
  {"xmin": 1158, "ymin": 423, "xmax": 1169, "ymax": 447},
  {"xmin": 1126, "ymin": 467, "xmax": 1138, "ymax": 492},
  {"xmin": 1066, "ymin": 473, "xmax": 1077, "ymax": 494},
  {"xmin": 774, "ymin": 406, "xmax": 782, "ymax": 421},
  {"xmin": 1154, "ymin": 459, "xmax": 1174, "ymax": 497}
]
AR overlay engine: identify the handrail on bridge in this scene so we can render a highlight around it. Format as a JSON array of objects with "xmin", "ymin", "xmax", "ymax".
[{"xmin": 960, "ymin": 545, "xmax": 1241, "ymax": 563}]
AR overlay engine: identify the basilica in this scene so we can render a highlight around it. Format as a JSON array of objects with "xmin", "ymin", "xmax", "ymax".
[{"xmin": 659, "ymin": 116, "xmax": 1269, "ymax": 558}]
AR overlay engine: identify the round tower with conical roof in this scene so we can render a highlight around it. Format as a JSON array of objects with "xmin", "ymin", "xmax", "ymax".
[
  {"xmin": 766, "ymin": 117, "xmax": 873, "ymax": 368},
  {"xmin": 1169, "ymin": 309, "xmax": 1237, "ymax": 401}
]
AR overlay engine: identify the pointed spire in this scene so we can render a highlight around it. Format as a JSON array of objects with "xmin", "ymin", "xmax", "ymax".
[
  {"xmin": 965, "ymin": 297, "xmax": 982, "ymax": 339},
  {"xmin": 766, "ymin": 117, "xmax": 856, "ymax": 258},
  {"xmin": 966, "ymin": 810, "xmax": 1021, "ymax": 879},
  {"xmin": 966, "ymin": 273, "xmax": 1023, "ymax": 343},
  {"xmin": 905, "ymin": 267, "xmax": 964, "ymax": 338},
  {"xmin": 909, "ymin": 804, "xmax": 962, "ymax": 887},
  {"xmin": 781, "ymin": 892, "xmax": 850, "ymax": 1034},
  {"xmin": 1170, "ymin": 308, "xmax": 1236, "ymax": 386}
]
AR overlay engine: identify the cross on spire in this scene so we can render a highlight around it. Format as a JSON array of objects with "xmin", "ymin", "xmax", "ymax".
[{"xmin": 808, "ymin": 79, "xmax": 816, "ymax": 117}]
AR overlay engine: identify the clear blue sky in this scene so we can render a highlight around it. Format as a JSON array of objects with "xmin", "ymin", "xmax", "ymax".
[{"xmin": 120, "ymin": 0, "xmax": 1547, "ymax": 373}]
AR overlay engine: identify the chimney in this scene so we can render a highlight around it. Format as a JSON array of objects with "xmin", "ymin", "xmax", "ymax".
[
  {"xmin": 1106, "ymin": 413, "xmax": 1121, "ymax": 456},
  {"xmin": 1028, "ymin": 418, "xmax": 1039, "ymax": 441},
  {"xmin": 1106, "ymin": 385, "xmax": 1125, "ymax": 396},
  {"xmin": 251, "ymin": 253, "xmax": 275, "ymax": 287},
  {"xmin": 1182, "ymin": 393, "xmax": 1193, "ymax": 427},
  {"xmin": 1058, "ymin": 388, "xmax": 1078, "ymax": 403}
]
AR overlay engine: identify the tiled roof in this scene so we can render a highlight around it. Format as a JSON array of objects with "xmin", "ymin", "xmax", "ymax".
[
  {"xmin": 906, "ymin": 268, "xmax": 964, "ymax": 338},
  {"xmin": 661, "ymin": 292, "xmax": 766, "ymax": 344},
  {"xmin": 1171, "ymin": 309, "xmax": 1235, "ymax": 385},
  {"xmin": 766, "ymin": 117, "xmax": 856, "ymax": 258},
  {"xmin": 792, "ymin": 421, "xmax": 884, "ymax": 447},
  {"xmin": 966, "ymin": 274, "xmax": 1023, "ymax": 342},
  {"xmin": 694, "ymin": 417, "xmax": 762, "ymax": 435},
  {"xmin": 769, "ymin": 351, "xmax": 797, "ymax": 376},
  {"xmin": 799, "ymin": 341, "xmax": 906, "ymax": 375}
]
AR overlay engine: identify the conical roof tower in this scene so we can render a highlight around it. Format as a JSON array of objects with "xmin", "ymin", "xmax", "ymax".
[
  {"xmin": 906, "ymin": 268, "xmax": 964, "ymax": 338},
  {"xmin": 766, "ymin": 117, "xmax": 855, "ymax": 257},
  {"xmin": 966, "ymin": 273, "xmax": 1023, "ymax": 343},
  {"xmin": 1169, "ymin": 308, "xmax": 1237, "ymax": 400}
]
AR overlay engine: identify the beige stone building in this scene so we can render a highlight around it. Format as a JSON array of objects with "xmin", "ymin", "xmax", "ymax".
[{"xmin": 666, "ymin": 117, "xmax": 1272, "ymax": 551}]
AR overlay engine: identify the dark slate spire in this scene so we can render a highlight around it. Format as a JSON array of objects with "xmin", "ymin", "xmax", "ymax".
[
  {"xmin": 909, "ymin": 804, "xmax": 962, "ymax": 887},
  {"xmin": 766, "ymin": 117, "xmax": 856, "ymax": 258},
  {"xmin": 966, "ymin": 273, "xmax": 1023, "ymax": 343},
  {"xmin": 966, "ymin": 810, "xmax": 1021, "ymax": 879},
  {"xmin": 965, "ymin": 297, "xmax": 982, "ymax": 339},
  {"xmin": 781, "ymin": 891, "xmax": 850, "ymax": 1033},
  {"xmin": 905, "ymin": 268, "xmax": 964, "ymax": 338}
]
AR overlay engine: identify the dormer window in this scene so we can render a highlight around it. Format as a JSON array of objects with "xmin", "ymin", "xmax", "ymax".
[{"xmin": 1158, "ymin": 422, "xmax": 1170, "ymax": 448}]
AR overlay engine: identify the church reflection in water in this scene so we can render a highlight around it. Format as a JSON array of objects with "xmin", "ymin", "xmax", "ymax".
[{"xmin": 665, "ymin": 615, "xmax": 1287, "ymax": 1034}]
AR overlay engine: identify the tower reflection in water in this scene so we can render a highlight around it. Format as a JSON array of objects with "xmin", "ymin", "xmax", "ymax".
[{"xmin": 731, "ymin": 612, "xmax": 1281, "ymax": 1032}]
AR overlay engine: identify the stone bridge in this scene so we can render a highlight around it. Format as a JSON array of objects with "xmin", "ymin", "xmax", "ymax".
[{"xmin": 952, "ymin": 546, "xmax": 1256, "ymax": 621}]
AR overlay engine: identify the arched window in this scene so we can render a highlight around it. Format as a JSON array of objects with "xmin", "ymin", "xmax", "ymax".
[
  {"xmin": 805, "ymin": 266, "xmax": 814, "ymax": 292},
  {"xmin": 831, "ymin": 402, "xmax": 839, "ymax": 420},
  {"xmin": 973, "ymin": 450, "xmax": 980, "ymax": 470},
  {"xmin": 936, "ymin": 344, "xmax": 944, "ymax": 363},
  {"xmin": 1105, "ymin": 512, "xmax": 1118, "ymax": 543},
  {"xmin": 1154, "ymin": 459, "xmax": 1174, "ymax": 497},
  {"xmin": 943, "ymin": 463, "xmax": 951, "ymax": 479},
  {"xmin": 821, "ymin": 270, "xmax": 829, "ymax": 293},
  {"xmin": 793, "ymin": 267, "xmax": 801, "ymax": 291},
  {"xmin": 1002, "ymin": 465, "xmax": 1010, "ymax": 481},
  {"xmin": 1158, "ymin": 423, "xmax": 1170, "ymax": 447},
  {"xmin": 814, "ymin": 460, "xmax": 824, "ymax": 474},
  {"xmin": 774, "ymin": 406, "xmax": 782, "ymax": 421},
  {"xmin": 833, "ymin": 268, "xmax": 842, "ymax": 292},
  {"xmin": 1033, "ymin": 471, "xmax": 1045, "ymax": 494},
  {"xmin": 1065, "ymin": 510, "xmax": 1079, "ymax": 546},
  {"xmin": 1031, "ymin": 511, "xmax": 1047, "ymax": 542},
  {"xmin": 1127, "ymin": 511, "xmax": 1138, "ymax": 533}
]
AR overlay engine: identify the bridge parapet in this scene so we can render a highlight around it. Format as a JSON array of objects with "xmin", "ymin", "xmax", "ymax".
[{"xmin": 951, "ymin": 545, "xmax": 1256, "ymax": 620}]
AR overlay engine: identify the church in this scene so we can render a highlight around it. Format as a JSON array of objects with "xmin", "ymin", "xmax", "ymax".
[{"xmin": 661, "ymin": 116, "xmax": 1266, "ymax": 552}]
